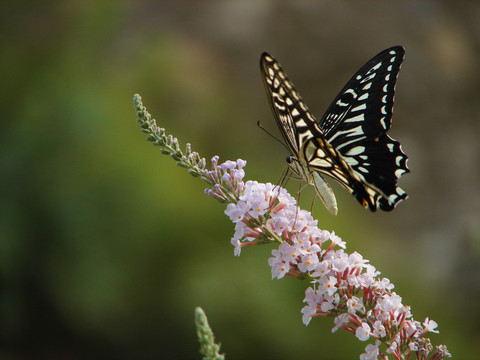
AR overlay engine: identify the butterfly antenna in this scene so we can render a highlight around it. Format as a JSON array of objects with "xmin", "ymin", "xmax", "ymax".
[{"xmin": 257, "ymin": 121, "xmax": 290, "ymax": 152}]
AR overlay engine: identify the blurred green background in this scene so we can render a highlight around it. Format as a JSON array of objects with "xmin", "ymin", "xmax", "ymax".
[{"xmin": 1, "ymin": 1, "xmax": 479, "ymax": 359}]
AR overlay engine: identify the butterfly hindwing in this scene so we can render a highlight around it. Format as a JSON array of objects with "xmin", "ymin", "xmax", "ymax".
[{"xmin": 318, "ymin": 46, "xmax": 409, "ymax": 210}]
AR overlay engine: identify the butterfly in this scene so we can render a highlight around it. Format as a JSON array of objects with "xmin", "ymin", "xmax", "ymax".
[{"xmin": 260, "ymin": 46, "xmax": 409, "ymax": 215}]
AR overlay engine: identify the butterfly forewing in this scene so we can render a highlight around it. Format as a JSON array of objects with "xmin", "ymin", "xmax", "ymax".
[
  {"xmin": 261, "ymin": 52, "xmax": 341, "ymax": 215},
  {"xmin": 260, "ymin": 47, "xmax": 409, "ymax": 213},
  {"xmin": 319, "ymin": 47, "xmax": 404, "ymax": 139},
  {"xmin": 260, "ymin": 53, "xmax": 316, "ymax": 154}
]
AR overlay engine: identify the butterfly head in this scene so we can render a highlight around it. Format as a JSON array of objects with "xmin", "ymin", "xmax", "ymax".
[{"xmin": 286, "ymin": 155, "xmax": 303, "ymax": 178}]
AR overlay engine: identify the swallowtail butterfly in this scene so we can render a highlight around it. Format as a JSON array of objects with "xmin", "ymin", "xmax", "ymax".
[{"xmin": 260, "ymin": 46, "xmax": 409, "ymax": 215}]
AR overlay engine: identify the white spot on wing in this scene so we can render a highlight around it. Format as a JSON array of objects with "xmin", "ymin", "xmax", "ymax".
[
  {"xmin": 344, "ymin": 157, "xmax": 358, "ymax": 166},
  {"xmin": 344, "ymin": 114, "xmax": 364, "ymax": 123},
  {"xmin": 371, "ymin": 62, "xmax": 382, "ymax": 71},
  {"xmin": 362, "ymin": 82, "xmax": 372, "ymax": 90},
  {"xmin": 352, "ymin": 104, "xmax": 366, "ymax": 112},
  {"xmin": 296, "ymin": 116, "xmax": 308, "ymax": 125},
  {"xmin": 395, "ymin": 155, "xmax": 404, "ymax": 166},
  {"xmin": 380, "ymin": 117, "xmax": 386, "ymax": 129},
  {"xmin": 346, "ymin": 146, "xmax": 366, "ymax": 156}
]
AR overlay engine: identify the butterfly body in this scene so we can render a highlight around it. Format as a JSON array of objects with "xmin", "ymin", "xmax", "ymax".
[
  {"xmin": 260, "ymin": 47, "xmax": 409, "ymax": 214},
  {"xmin": 286, "ymin": 148, "xmax": 338, "ymax": 216}
]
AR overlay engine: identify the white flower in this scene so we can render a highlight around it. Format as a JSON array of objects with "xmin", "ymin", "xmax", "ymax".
[
  {"xmin": 275, "ymin": 187, "xmax": 296, "ymax": 206},
  {"xmin": 332, "ymin": 313, "xmax": 349, "ymax": 333},
  {"xmin": 248, "ymin": 197, "xmax": 269, "ymax": 217},
  {"xmin": 386, "ymin": 339, "xmax": 398, "ymax": 354},
  {"xmin": 311, "ymin": 261, "xmax": 331, "ymax": 278},
  {"xmin": 269, "ymin": 248, "xmax": 290, "ymax": 279},
  {"xmin": 224, "ymin": 201, "xmax": 248, "ymax": 222},
  {"xmin": 355, "ymin": 322, "xmax": 371, "ymax": 341},
  {"xmin": 346, "ymin": 274, "xmax": 359, "ymax": 288},
  {"xmin": 320, "ymin": 293, "xmax": 339, "ymax": 312},
  {"xmin": 303, "ymin": 287, "xmax": 318, "ymax": 305},
  {"xmin": 349, "ymin": 251, "xmax": 369, "ymax": 268},
  {"xmin": 374, "ymin": 277, "xmax": 394, "ymax": 291},
  {"xmin": 231, "ymin": 237, "xmax": 241, "ymax": 256},
  {"xmin": 377, "ymin": 292, "xmax": 403, "ymax": 312},
  {"xmin": 403, "ymin": 320, "xmax": 418, "ymax": 338},
  {"xmin": 222, "ymin": 172, "xmax": 231, "ymax": 182},
  {"xmin": 357, "ymin": 271, "xmax": 376, "ymax": 287},
  {"xmin": 363, "ymin": 263, "xmax": 380, "ymax": 278},
  {"xmin": 405, "ymin": 319, "xmax": 422, "ymax": 338},
  {"xmin": 297, "ymin": 253, "xmax": 319, "ymax": 272},
  {"xmin": 220, "ymin": 160, "xmax": 237, "ymax": 170},
  {"xmin": 318, "ymin": 230, "xmax": 332, "ymax": 243},
  {"xmin": 236, "ymin": 158, "xmax": 247, "ymax": 169},
  {"xmin": 270, "ymin": 260, "xmax": 289, "ymax": 279},
  {"xmin": 423, "ymin": 318, "xmax": 439, "ymax": 333},
  {"xmin": 372, "ymin": 321, "xmax": 386, "ymax": 338},
  {"xmin": 294, "ymin": 232, "xmax": 310, "ymax": 248},
  {"xmin": 233, "ymin": 168, "xmax": 245, "ymax": 180},
  {"xmin": 318, "ymin": 275, "xmax": 337, "ymax": 296},
  {"xmin": 346, "ymin": 296, "xmax": 364, "ymax": 315},
  {"xmin": 329, "ymin": 231, "xmax": 346, "ymax": 248},
  {"xmin": 271, "ymin": 214, "xmax": 290, "ymax": 234},
  {"xmin": 278, "ymin": 242, "xmax": 299, "ymax": 263},
  {"xmin": 232, "ymin": 221, "xmax": 248, "ymax": 241},
  {"xmin": 301, "ymin": 303, "xmax": 317, "ymax": 325},
  {"xmin": 409, "ymin": 341, "xmax": 418, "ymax": 351},
  {"xmin": 331, "ymin": 252, "xmax": 349, "ymax": 272},
  {"xmin": 360, "ymin": 343, "xmax": 380, "ymax": 360}
]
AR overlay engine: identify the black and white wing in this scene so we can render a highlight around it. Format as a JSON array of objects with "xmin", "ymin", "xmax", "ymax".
[
  {"xmin": 260, "ymin": 52, "xmax": 342, "ymax": 215},
  {"xmin": 260, "ymin": 47, "xmax": 409, "ymax": 213},
  {"xmin": 318, "ymin": 46, "xmax": 409, "ymax": 211}
]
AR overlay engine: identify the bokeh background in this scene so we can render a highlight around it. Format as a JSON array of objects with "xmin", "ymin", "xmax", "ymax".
[{"xmin": 1, "ymin": 1, "xmax": 479, "ymax": 359}]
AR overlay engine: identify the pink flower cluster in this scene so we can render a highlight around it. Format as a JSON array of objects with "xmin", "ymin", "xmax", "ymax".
[
  {"xmin": 135, "ymin": 88, "xmax": 451, "ymax": 360},
  {"xmin": 205, "ymin": 157, "xmax": 449, "ymax": 360}
]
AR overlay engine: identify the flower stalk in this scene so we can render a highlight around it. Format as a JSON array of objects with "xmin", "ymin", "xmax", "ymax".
[
  {"xmin": 194, "ymin": 307, "xmax": 225, "ymax": 360},
  {"xmin": 134, "ymin": 94, "xmax": 450, "ymax": 360}
]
